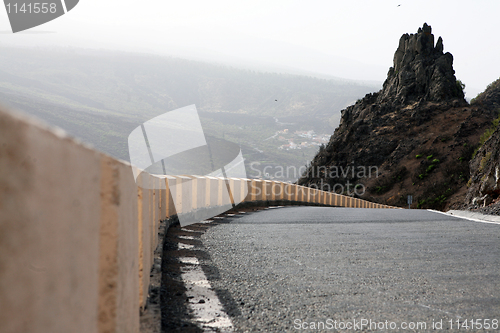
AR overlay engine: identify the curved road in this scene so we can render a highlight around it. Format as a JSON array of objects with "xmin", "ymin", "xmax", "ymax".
[{"xmin": 163, "ymin": 207, "xmax": 500, "ymax": 332}]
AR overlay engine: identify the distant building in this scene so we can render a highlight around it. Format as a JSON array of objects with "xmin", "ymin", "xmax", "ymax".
[{"xmin": 295, "ymin": 130, "xmax": 315, "ymax": 139}]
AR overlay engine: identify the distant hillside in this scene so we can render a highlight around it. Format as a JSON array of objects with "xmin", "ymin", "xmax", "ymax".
[
  {"xmin": 0, "ymin": 47, "xmax": 378, "ymax": 180},
  {"xmin": 298, "ymin": 23, "xmax": 498, "ymax": 210},
  {"xmin": 0, "ymin": 47, "xmax": 379, "ymax": 118}
]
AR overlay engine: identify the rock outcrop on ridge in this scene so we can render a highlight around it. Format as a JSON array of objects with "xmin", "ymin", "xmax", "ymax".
[
  {"xmin": 378, "ymin": 23, "xmax": 464, "ymax": 105},
  {"xmin": 298, "ymin": 23, "xmax": 497, "ymax": 210}
]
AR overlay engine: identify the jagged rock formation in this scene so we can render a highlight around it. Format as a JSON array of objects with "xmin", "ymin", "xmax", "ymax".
[
  {"xmin": 378, "ymin": 23, "xmax": 464, "ymax": 105},
  {"xmin": 298, "ymin": 24, "xmax": 497, "ymax": 210}
]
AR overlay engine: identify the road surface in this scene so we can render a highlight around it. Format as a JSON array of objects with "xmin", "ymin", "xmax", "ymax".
[{"xmin": 163, "ymin": 207, "xmax": 500, "ymax": 332}]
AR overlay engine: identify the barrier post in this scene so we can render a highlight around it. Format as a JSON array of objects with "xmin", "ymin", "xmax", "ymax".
[
  {"xmin": 165, "ymin": 176, "xmax": 176, "ymax": 217},
  {"xmin": 255, "ymin": 180, "xmax": 264, "ymax": 201}
]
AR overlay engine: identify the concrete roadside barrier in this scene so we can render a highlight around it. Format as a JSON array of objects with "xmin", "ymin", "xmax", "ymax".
[
  {"xmin": 0, "ymin": 107, "xmax": 104, "ymax": 333},
  {"xmin": 0, "ymin": 105, "xmax": 399, "ymax": 333},
  {"xmin": 98, "ymin": 156, "xmax": 140, "ymax": 333}
]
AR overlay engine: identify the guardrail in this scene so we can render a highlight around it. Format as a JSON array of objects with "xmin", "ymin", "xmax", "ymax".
[
  {"xmin": 0, "ymin": 106, "xmax": 395, "ymax": 333},
  {"xmin": 164, "ymin": 176, "xmax": 394, "ymax": 215}
]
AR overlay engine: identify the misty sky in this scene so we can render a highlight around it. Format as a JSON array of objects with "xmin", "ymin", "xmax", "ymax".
[{"xmin": 1, "ymin": 0, "xmax": 499, "ymax": 98}]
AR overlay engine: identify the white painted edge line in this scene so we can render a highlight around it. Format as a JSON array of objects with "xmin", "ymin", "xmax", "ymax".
[
  {"xmin": 178, "ymin": 243, "xmax": 195, "ymax": 250},
  {"xmin": 178, "ymin": 235, "xmax": 196, "ymax": 240},
  {"xmin": 179, "ymin": 257, "xmax": 199, "ymax": 265},
  {"xmin": 180, "ymin": 228, "xmax": 198, "ymax": 233},
  {"xmin": 428, "ymin": 209, "xmax": 500, "ymax": 225},
  {"xmin": 178, "ymin": 247, "xmax": 234, "ymax": 331}
]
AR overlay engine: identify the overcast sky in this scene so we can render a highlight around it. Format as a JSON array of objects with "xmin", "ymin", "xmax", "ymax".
[{"xmin": 1, "ymin": 0, "xmax": 499, "ymax": 98}]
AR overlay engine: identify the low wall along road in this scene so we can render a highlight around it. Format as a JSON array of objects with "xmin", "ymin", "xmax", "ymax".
[{"xmin": 0, "ymin": 105, "xmax": 396, "ymax": 333}]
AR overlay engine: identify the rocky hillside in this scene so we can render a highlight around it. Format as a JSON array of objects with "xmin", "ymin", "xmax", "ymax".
[
  {"xmin": 464, "ymin": 78, "xmax": 500, "ymax": 214},
  {"xmin": 298, "ymin": 23, "xmax": 498, "ymax": 210}
]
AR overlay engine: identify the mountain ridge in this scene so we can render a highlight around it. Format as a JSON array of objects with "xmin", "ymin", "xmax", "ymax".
[
  {"xmin": 298, "ymin": 23, "xmax": 498, "ymax": 210},
  {"xmin": 464, "ymin": 78, "xmax": 500, "ymax": 213}
]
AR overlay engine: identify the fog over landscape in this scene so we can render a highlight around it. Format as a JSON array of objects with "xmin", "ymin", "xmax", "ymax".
[
  {"xmin": 1, "ymin": 0, "xmax": 500, "ymax": 181},
  {"xmin": 1, "ymin": 0, "xmax": 499, "ymax": 96}
]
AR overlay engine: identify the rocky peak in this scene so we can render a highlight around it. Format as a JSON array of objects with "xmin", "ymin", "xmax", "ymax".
[
  {"xmin": 298, "ymin": 24, "xmax": 497, "ymax": 211},
  {"xmin": 377, "ymin": 23, "xmax": 465, "ymax": 105}
]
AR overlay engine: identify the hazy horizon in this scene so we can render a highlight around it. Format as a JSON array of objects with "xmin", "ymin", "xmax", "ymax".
[{"xmin": 2, "ymin": 1, "xmax": 500, "ymax": 98}]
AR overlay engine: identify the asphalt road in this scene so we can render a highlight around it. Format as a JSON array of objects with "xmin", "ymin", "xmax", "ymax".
[{"xmin": 166, "ymin": 207, "xmax": 500, "ymax": 332}]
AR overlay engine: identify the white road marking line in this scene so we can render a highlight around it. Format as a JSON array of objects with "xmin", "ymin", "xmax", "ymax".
[
  {"xmin": 178, "ymin": 243, "xmax": 195, "ymax": 250},
  {"xmin": 178, "ymin": 235, "xmax": 196, "ymax": 240},
  {"xmin": 428, "ymin": 209, "xmax": 500, "ymax": 225},
  {"xmin": 178, "ymin": 257, "xmax": 234, "ymax": 331},
  {"xmin": 179, "ymin": 257, "xmax": 199, "ymax": 265},
  {"xmin": 181, "ymin": 228, "xmax": 198, "ymax": 232},
  {"xmin": 181, "ymin": 266, "xmax": 211, "ymax": 287}
]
